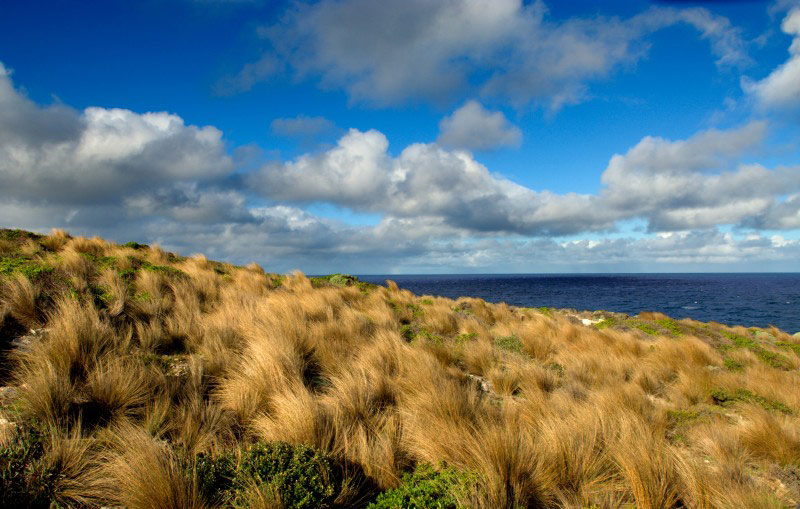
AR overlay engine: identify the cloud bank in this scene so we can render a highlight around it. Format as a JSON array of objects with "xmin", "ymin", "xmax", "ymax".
[{"xmin": 2, "ymin": 59, "xmax": 800, "ymax": 273}]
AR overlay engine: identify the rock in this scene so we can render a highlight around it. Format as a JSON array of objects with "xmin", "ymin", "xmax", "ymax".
[
  {"xmin": 0, "ymin": 386, "xmax": 17, "ymax": 406},
  {"xmin": 11, "ymin": 327, "xmax": 48, "ymax": 352},
  {"xmin": 466, "ymin": 374, "xmax": 496, "ymax": 396},
  {"xmin": 794, "ymin": 332, "xmax": 800, "ymax": 339}
]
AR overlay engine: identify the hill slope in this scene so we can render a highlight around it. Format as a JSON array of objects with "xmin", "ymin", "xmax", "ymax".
[{"xmin": 1, "ymin": 228, "xmax": 800, "ymax": 508}]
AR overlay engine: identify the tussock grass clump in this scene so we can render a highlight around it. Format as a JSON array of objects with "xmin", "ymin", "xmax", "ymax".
[{"xmin": 1, "ymin": 228, "xmax": 800, "ymax": 507}]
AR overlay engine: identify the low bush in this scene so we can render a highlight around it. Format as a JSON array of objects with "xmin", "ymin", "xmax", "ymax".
[
  {"xmin": 239, "ymin": 441, "xmax": 339, "ymax": 509},
  {"xmin": 0, "ymin": 428, "xmax": 57, "ymax": 508},
  {"xmin": 368, "ymin": 462, "xmax": 479, "ymax": 509}
]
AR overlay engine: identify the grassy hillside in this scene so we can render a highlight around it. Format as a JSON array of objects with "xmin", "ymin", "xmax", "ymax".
[{"xmin": 1, "ymin": 228, "xmax": 800, "ymax": 508}]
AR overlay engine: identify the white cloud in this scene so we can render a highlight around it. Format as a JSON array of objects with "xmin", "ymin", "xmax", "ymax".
[
  {"xmin": 3, "ymin": 60, "xmax": 800, "ymax": 273},
  {"xmin": 251, "ymin": 128, "xmax": 608, "ymax": 235},
  {"xmin": 437, "ymin": 101, "xmax": 521, "ymax": 150},
  {"xmin": 743, "ymin": 8, "xmax": 800, "ymax": 109},
  {"xmin": 234, "ymin": 0, "xmax": 748, "ymax": 109},
  {"xmin": 599, "ymin": 122, "xmax": 800, "ymax": 230},
  {"xmin": 0, "ymin": 65, "xmax": 233, "ymax": 205},
  {"xmin": 254, "ymin": 121, "xmax": 800, "ymax": 236}
]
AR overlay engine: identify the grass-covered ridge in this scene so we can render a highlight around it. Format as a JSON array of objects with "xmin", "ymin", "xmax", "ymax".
[{"xmin": 2, "ymin": 228, "xmax": 800, "ymax": 507}]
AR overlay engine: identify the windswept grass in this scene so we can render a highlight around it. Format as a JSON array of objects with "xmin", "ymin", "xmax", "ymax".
[{"xmin": 1, "ymin": 228, "xmax": 800, "ymax": 507}]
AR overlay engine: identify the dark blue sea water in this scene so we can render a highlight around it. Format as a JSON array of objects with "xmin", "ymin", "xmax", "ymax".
[{"xmin": 356, "ymin": 274, "xmax": 800, "ymax": 333}]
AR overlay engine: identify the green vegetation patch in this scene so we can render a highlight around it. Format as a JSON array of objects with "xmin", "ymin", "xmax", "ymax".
[
  {"xmin": 310, "ymin": 273, "xmax": 376, "ymax": 293},
  {"xmin": 141, "ymin": 261, "xmax": 185, "ymax": 278},
  {"xmin": 194, "ymin": 451, "xmax": 238, "ymax": 505},
  {"xmin": 239, "ymin": 441, "xmax": 339, "ymax": 509},
  {"xmin": 667, "ymin": 408, "xmax": 707, "ymax": 427},
  {"xmin": 751, "ymin": 347, "xmax": 793, "ymax": 370},
  {"xmin": 192, "ymin": 442, "xmax": 340, "ymax": 508},
  {"xmin": 407, "ymin": 303, "xmax": 423, "ymax": 319},
  {"xmin": 719, "ymin": 330, "xmax": 793, "ymax": 370},
  {"xmin": 655, "ymin": 318, "xmax": 683, "ymax": 337},
  {"xmin": 630, "ymin": 320, "xmax": 660, "ymax": 336},
  {"xmin": 121, "ymin": 257, "xmax": 185, "ymax": 279},
  {"xmin": 0, "ymin": 255, "xmax": 53, "ymax": 280},
  {"xmin": 368, "ymin": 462, "xmax": 480, "ymax": 509},
  {"xmin": 400, "ymin": 324, "xmax": 416, "ymax": 342},
  {"xmin": 594, "ymin": 317, "xmax": 618, "ymax": 329},
  {"xmin": 494, "ymin": 334, "xmax": 526, "ymax": 356},
  {"xmin": 723, "ymin": 358, "xmax": 746, "ymax": 372},
  {"xmin": 89, "ymin": 285, "xmax": 114, "ymax": 308},
  {"xmin": 0, "ymin": 229, "xmax": 41, "ymax": 242},
  {"xmin": 0, "ymin": 427, "xmax": 57, "ymax": 507},
  {"xmin": 776, "ymin": 341, "xmax": 800, "ymax": 356},
  {"xmin": 418, "ymin": 328, "xmax": 444, "ymax": 346},
  {"xmin": 455, "ymin": 332, "xmax": 478, "ymax": 344},
  {"xmin": 721, "ymin": 330, "xmax": 756, "ymax": 348},
  {"xmin": 666, "ymin": 407, "xmax": 716, "ymax": 443},
  {"xmin": 710, "ymin": 388, "xmax": 793, "ymax": 415},
  {"xmin": 79, "ymin": 252, "xmax": 117, "ymax": 270},
  {"xmin": 122, "ymin": 241, "xmax": 148, "ymax": 250}
]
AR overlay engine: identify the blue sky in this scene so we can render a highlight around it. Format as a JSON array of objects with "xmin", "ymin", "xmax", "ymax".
[{"xmin": 1, "ymin": 0, "xmax": 800, "ymax": 273}]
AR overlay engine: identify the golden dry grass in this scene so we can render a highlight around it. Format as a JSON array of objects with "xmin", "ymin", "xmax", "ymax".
[{"xmin": 1, "ymin": 229, "xmax": 800, "ymax": 507}]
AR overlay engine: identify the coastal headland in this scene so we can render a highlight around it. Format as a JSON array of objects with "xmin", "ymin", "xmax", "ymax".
[{"xmin": 2, "ymin": 228, "xmax": 800, "ymax": 507}]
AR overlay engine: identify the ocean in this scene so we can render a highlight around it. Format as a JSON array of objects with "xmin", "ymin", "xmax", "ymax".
[{"xmin": 356, "ymin": 273, "xmax": 800, "ymax": 333}]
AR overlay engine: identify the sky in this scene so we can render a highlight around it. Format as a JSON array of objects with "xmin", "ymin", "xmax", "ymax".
[{"xmin": 1, "ymin": 0, "xmax": 800, "ymax": 274}]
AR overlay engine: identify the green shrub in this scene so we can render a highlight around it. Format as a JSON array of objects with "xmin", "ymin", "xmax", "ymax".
[
  {"xmin": 0, "ymin": 428, "xmax": 56, "ymax": 508},
  {"xmin": 368, "ymin": 462, "xmax": 479, "ymax": 509},
  {"xmin": 400, "ymin": 325, "xmax": 416, "ymax": 342},
  {"xmin": 723, "ymin": 358, "xmax": 745, "ymax": 371},
  {"xmin": 328, "ymin": 274, "xmax": 357, "ymax": 286},
  {"xmin": 776, "ymin": 341, "xmax": 800, "ymax": 356},
  {"xmin": 655, "ymin": 318, "xmax": 682, "ymax": 336},
  {"xmin": 239, "ymin": 442, "xmax": 338, "ymax": 509},
  {"xmin": 595, "ymin": 317, "xmax": 617, "ymax": 329},
  {"xmin": 720, "ymin": 331, "xmax": 792, "ymax": 370},
  {"xmin": 494, "ymin": 335, "xmax": 525, "ymax": 355},
  {"xmin": 122, "ymin": 241, "xmax": 148, "ymax": 250},
  {"xmin": 710, "ymin": 388, "xmax": 793, "ymax": 415},
  {"xmin": 0, "ymin": 256, "xmax": 53, "ymax": 280},
  {"xmin": 194, "ymin": 451, "xmax": 238, "ymax": 505},
  {"xmin": 631, "ymin": 321, "xmax": 659, "ymax": 336},
  {"xmin": 141, "ymin": 261, "xmax": 185, "ymax": 278},
  {"xmin": 455, "ymin": 332, "xmax": 477, "ymax": 344}
]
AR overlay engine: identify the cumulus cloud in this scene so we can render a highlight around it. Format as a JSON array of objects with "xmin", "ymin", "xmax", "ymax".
[
  {"xmin": 271, "ymin": 115, "xmax": 335, "ymax": 138},
  {"xmin": 742, "ymin": 8, "xmax": 800, "ymax": 109},
  {"xmin": 437, "ymin": 101, "xmax": 521, "ymax": 150},
  {"xmin": 599, "ymin": 121, "xmax": 800, "ymax": 231},
  {"xmin": 251, "ymin": 128, "xmax": 609, "ymax": 235},
  {"xmin": 254, "ymin": 121, "xmax": 800, "ymax": 236},
  {"xmin": 3, "ymin": 60, "xmax": 800, "ymax": 273},
  {"xmin": 234, "ymin": 0, "xmax": 748, "ymax": 108},
  {"xmin": 0, "ymin": 65, "xmax": 233, "ymax": 206}
]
